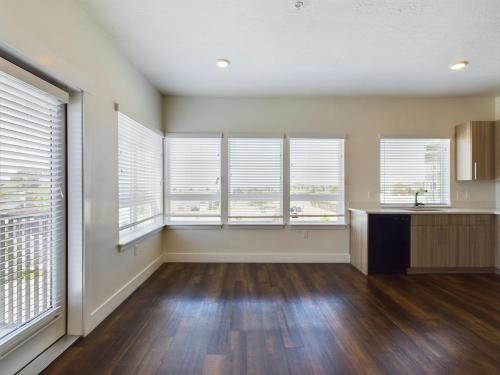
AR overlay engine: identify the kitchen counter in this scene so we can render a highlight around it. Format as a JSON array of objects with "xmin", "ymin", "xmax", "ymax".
[
  {"xmin": 349, "ymin": 207, "xmax": 497, "ymax": 275},
  {"xmin": 349, "ymin": 207, "xmax": 499, "ymax": 215}
]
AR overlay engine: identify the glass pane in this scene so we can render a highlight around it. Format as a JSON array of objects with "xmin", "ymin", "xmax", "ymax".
[
  {"xmin": 289, "ymin": 200, "xmax": 344, "ymax": 223},
  {"xmin": 290, "ymin": 138, "xmax": 343, "ymax": 196},
  {"xmin": 167, "ymin": 138, "xmax": 221, "ymax": 194},
  {"xmin": 229, "ymin": 200, "xmax": 282, "ymax": 222},
  {"xmin": 380, "ymin": 139, "xmax": 450, "ymax": 205},
  {"xmin": 168, "ymin": 200, "xmax": 220, "ymax": 221}
]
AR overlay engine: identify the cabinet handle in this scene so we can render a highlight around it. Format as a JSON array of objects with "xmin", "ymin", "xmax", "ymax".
[{"xmin": 474, "ymin": 162, "xmax": 477, "ymax": 180}]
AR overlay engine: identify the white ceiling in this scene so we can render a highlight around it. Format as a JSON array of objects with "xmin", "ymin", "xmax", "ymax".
[{"xmin": 79, "ymin": 0, "xmax": 500, "ymax": 96}]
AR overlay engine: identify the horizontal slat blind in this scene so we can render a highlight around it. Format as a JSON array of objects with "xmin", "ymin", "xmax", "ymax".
[
  {"xmin": 118, "ymin": 113, "xmax": 163, "ymax": 233},
  {"xmin": 380, "ymin": 138, "xmax": 450, "ymax": 205},
  {"xmin": 0, "ymin": 70, "xmax": 65, "ymax": 342},
  {"xmin": 289, "ymin": 138, "xmax": 345, "ymax": 223},
  {"xmin": 165, "ymin": 136, "xmax": 221, "ymax": 223},
  {"xmin": 228, "ymin": 137, "xmax": 283, "ymax": 223}
]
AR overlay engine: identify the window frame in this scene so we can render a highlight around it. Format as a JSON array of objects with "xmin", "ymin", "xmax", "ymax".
[
  {"xmin": 226, "ymin": 134, "xmax": 285, "ymax": 226},
  {"xmin": 287, "ymin": 135, "xmax": 346, "ymax": 226},
  {"xmin": 0, "ymin": 58, "xmax": 68, "ymax": 361},
  {"xmin": 164, "ymin": 133, "xmax": 222, "ymax": 226},
  {"xmin": 117, "ymin": 111, "xmax": 164, "ymax": 243},
  {"xmin": 379, "ymin": 137, "xmax": 451, "ymax": 207}
]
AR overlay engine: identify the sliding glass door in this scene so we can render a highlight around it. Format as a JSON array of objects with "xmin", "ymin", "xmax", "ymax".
[{"xmin": 0, "ymin": 59, "xmax": 67, "ymax": 373}]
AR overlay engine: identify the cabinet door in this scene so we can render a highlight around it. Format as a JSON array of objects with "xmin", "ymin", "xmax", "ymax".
[
  {"xmin": 411, "ymin": 225, "xmax": 431, "ymax": 267},
  {"xmin": 471, "ymin": 121, "xmax": 494, "ymax": 180},
  {"xmin": 456, "ymin": 123, "xmax": 472, "ymax": 181},
  {"xmin": 431, "ymin": 226, "xmax": 457, "ymax": 267},
  {"xmin": 456, "ymin": 225, "xmax": 471, "ymax": 267},
  {"xmin": 411, "ymin": 225, "xmax": 457, "ymax": 267},
  {"xmin": 468, "ymin": 223, "xmax": 494, "ymax": 267}
]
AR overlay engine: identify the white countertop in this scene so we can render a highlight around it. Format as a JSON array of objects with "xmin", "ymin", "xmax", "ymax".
[{"xmin": 348, "ymin": 207, "xmax": 500, "ymax": 215}]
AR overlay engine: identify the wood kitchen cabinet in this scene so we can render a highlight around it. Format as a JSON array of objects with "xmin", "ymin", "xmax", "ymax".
[
  {"xmin": 350, "ymin": 211, "xmax": 495, "ymax": 275},
  {"xmin": 455, "ymin": 121, "xmax": 495, "ymax": 181},
  {"xmin": 411, "ymin": 225, "xmax": 457, "ymax": 267},
  {"xmin": 467, "ymin": 215, "xmax": 494, "ymax": 267},
  {"xmin": 410, "ymin": 214, "xmax": 494, "ymax": 271}
]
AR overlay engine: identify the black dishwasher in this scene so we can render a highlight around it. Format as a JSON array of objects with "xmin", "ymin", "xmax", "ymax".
[{"xmin": 368, "ymin": 214, "xmax": 410, "ymax": 274}]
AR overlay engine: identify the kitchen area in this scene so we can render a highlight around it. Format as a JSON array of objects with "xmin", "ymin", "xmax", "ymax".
[{"xmin": 350, "ymin": 120, "xmax": 500, "ymax": 275}]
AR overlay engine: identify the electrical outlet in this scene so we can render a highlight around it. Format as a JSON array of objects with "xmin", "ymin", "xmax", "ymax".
[
  {"xmin": 133, "ymin": 245, "xmax": 138, "ymax": 256},
  {"xmin": 302, "ymin": 230, "xmax": 309, "ymax": 239}
]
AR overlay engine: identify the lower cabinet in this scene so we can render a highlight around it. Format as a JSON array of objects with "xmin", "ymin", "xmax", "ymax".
[
  {"xmin": 466, "ymin": 221, "xmax": 494, "ymax": 267},
  {"xmin": 410, "ymin": 214, "xmax": 494, "ymax": 270},
  {"xmin": 411, "ymin": 225, "xmax": 457, "ymax": 267},
  {"xmin": 349, "ymin": 212, "xmax": 495, "ymax": 275}
]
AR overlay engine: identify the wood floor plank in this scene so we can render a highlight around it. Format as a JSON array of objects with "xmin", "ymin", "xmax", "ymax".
[{"xmin": 43, "ymin": 264, "xmax": 500, "ymax": 375}]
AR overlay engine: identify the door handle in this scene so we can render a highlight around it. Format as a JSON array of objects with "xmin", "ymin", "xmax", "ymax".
[{"xmin": 474, "ymin": 162, "xmax": 477, "ymax": 180}]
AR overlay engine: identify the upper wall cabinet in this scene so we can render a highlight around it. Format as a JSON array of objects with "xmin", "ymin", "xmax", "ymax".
[{"xmin": 455, "ymin": 121, "xmax": 495, "ymax": 181}]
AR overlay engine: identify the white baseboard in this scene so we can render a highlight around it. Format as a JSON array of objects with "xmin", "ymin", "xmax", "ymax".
[
  {"xmin": 164, "ymin": 252, "xmax": 350, "ymax": 263},
  {"xmin": 87, "ymin": 254, "xmax": 164, "ymax": 333}
]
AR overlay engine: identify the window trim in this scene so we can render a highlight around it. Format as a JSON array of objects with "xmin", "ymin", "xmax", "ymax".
[
  {"xmin": 287, "ymin": 136, "xmax": 346, "ymax": 226},
  {"xmin": 118, "ymin": 111, "xmax": 164, "ymax": 239},
  {"xmin": 164, "ymin": 133, "xmax": 222, "ymax": 225},
  {"xmin": 379, "ymin": 137, "xmax": 451, "ymax": 207},
  {"xmin": 227, "ymin": 135, "xmax": 285, "ymax": 225},
  {"xmin": 0, "ymin": 56, "xmax": 69, "ymax": 103},
  {"xmin": 160, "ymin": 132, "xmax": 348, "ymax": 229},
  {"xmin": 0, "ymin": 63, "xmax": 68, "ymax": 359}
]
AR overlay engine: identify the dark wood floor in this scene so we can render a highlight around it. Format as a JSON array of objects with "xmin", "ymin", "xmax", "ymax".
[{"xmin": 44, "ymin": 264, "xmax": 500, "ymax": 375}]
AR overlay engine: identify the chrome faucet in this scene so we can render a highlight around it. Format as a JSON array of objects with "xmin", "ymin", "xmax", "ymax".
[{"xmin": 414, "ymin": 190, "xmax": 428, "ymax": 207}]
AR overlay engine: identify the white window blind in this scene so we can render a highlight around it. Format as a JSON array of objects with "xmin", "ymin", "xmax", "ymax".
[
  {"xmin": 165, "ymin": 136, "xmax": 221, "ymax": 223},
  {"xmin": 118, "ymin": 113, "xmax": 163, "ymax": 235},
  {"xmin": 228, "ymin": 137, "xmax": 283, "ymax": 223},
  {"xmin": 289, "ymin": 138, "xmax": 345, "ymax": 223},
  {"xmin": 0, "ymin": 70, "xmax": 66, "ymax": 342},
  {"xmin": 380, "ymin": 138, "xmax": 451, "ymax": 205}
]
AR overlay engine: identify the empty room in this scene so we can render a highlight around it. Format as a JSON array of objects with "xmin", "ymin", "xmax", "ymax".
[{"xmin": 1, "ymin": 0, "xmax": 500, "ymax": 374}]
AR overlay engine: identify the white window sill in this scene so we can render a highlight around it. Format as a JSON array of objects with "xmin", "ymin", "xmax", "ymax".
[
  {"xmin": 117, "ymin": 219, "xmax": 348, "ymax": 243},
  {"xmin": 227, "ymin": 222, "xmax": 284, "ymax": 229},
  {"xmin": 165, "ymin": 222, "xmax": 222, "ymax": 230},
  {"xmin": 288, "ymin": 223, "xmax": 348, "ymax": 229},
  {"xmin": 118, "ymin": 221, "xmax": 165, "ymax": 251}
]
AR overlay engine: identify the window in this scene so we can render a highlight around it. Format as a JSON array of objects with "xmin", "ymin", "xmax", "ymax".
[
  {"xmin": 289, "ymin": 138, "xmax": 345, "ymax": 224},
  {"xmin": 0, "ymin": 68, "xmax": 66, "ymax": 343},
  {"xmin": 228, "ymin": 137, "xmax": 283, "ymax": 224},
  {"xmin": 164, "ymin": 136, "xmax": 221, "ymax": 223},
  {"xmin": 380, "ymin": 138, "xmax": 450, "ymax": 205},
  {"xmin": 118, "ymin": 112, "xmax": 163, "ymax": 237}
]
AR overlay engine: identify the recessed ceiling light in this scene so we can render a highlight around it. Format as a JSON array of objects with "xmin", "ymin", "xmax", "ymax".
[
  {"xmin": 449, "ymin": 61, "xmax": 469, "ymax": 71},
  {"xmin": 217, "ymin": 59, "xmax": 230, "ymax": 68}
]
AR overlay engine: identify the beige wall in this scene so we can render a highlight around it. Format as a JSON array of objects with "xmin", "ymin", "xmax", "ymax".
[
  {"xmin": 163, "ymin": 96, "xmax": 496, "ymax": 261},
  {"xmin": 0, "ymin": 0, "xmax": 163, "ymax": 334}
]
